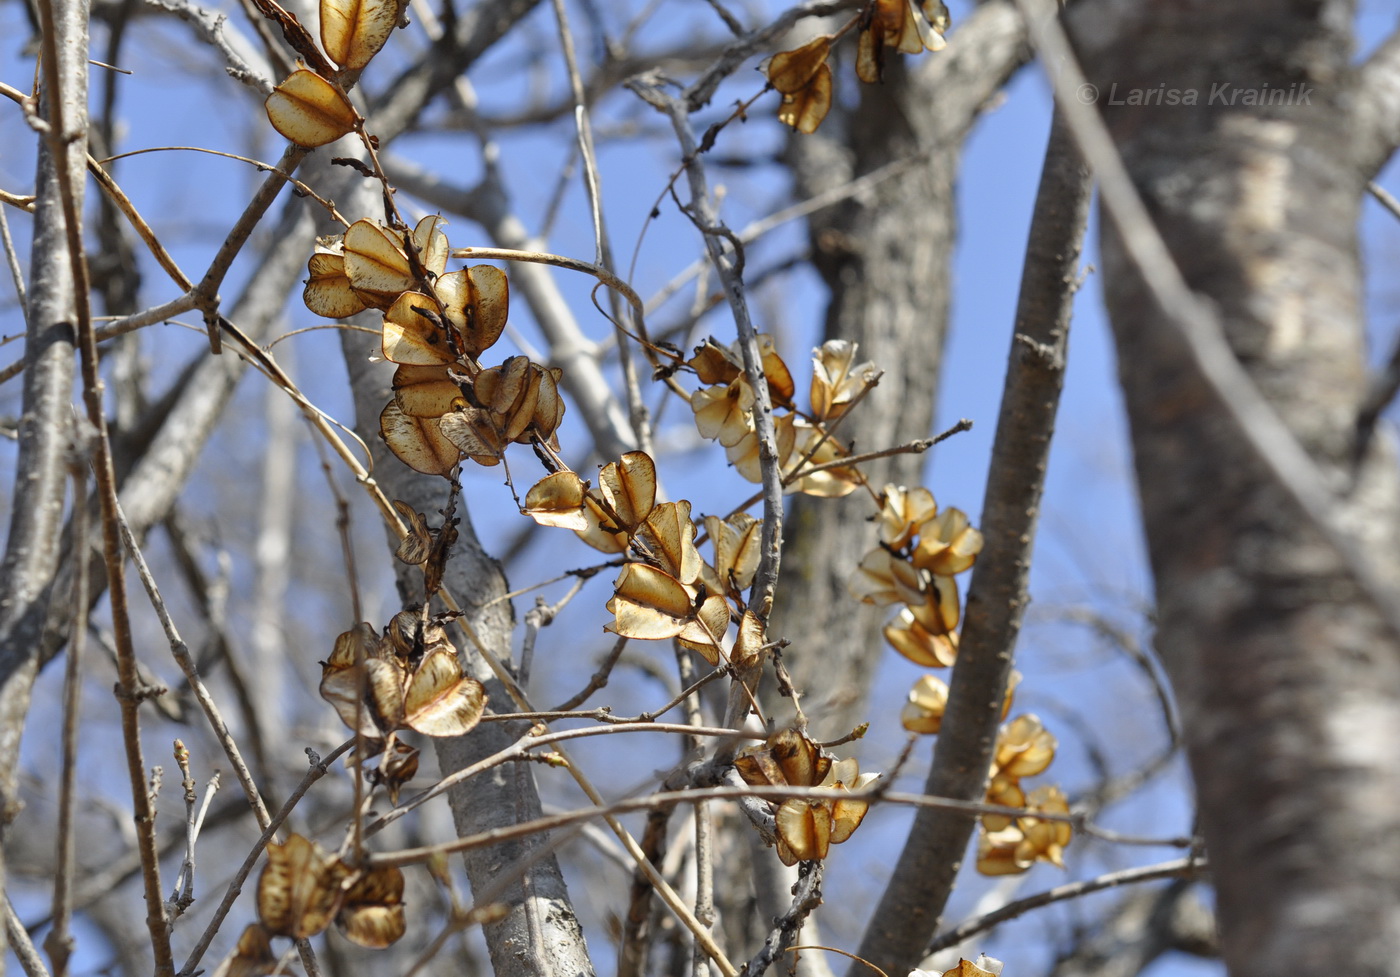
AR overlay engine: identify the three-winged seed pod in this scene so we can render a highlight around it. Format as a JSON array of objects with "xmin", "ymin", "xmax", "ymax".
[{"xmin": 262, "ymin": 0, "xmax": 409, "ymax": 146}]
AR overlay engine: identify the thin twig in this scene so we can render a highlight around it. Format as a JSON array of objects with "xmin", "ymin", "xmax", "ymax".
[
  {"xmin": 549, "ymin": 635, "xmax": 630, "ymax": 711},
  {"xmin": 6, "ymin": 896, "xmax": 52, "ymax": 977},
  {"xmin": 1052, "ymin": 606, "xmax": 1179, "ymax": 751},
  {"xmin": 190, "ymin": 143, "xmax": 310, "ymax": 350},
  {"xmin": 450, "ymin": 245, "xmax": 662, "ymax": 360},
  {"xmin": 1075, "ymin": 822, "xmax": 1192, "ymax": 849},
  {"xmin": 724, "ymin": 422, "xmax": 973, "ymax": 524},
  {"xmin": 0, "ymin": 204, "xmax": 25, "ymax": 320},
  {"xmin": 167, "ymin": 741, "xmax": 198, "ymax": 917},
  {"xmin": 549, "ymin": 0, "xmax": 654, "ymax": 455},
  {"xmin": 369, "ymin": 783, "xmax": 1079, "ymax": 869},
  {"xmin": 363, "ymin": 721, "xmax": 762, "ymax": 838},
  {"xmin": 1368, "ymin": 180, "xmax": 1400, "ymax": 222},
  {"xmin": 738, "ymin": 861, "xmax": 823, "ymax": 977},
  {"xmin": 925, "ymin": 857, "xmax": 1207, "ymax": 954},
  {"xmin": 519, "ymin": 575, "xmax": 586, "ymax": 687},
  {"xmin": 115, "ymin": 500, "xmax": 273, "ymax": 829},
  {"xmin": 139, "ymin": 0, "xmax": 275, "ymax": 91},
  {"xmin": 682, "ymin": 0, "xmax": 857, "ymax": 111},
  {"xmin": 644, "ymin": 151, "xmax": 929, "ymax": 315},
  {"xmin": 619, "ymin": 799, "xmax": 674, "ymax": 977},
  {"xmin": 45, "ymin": 452, "xmax": 88, "ymax": 977},
  {"xmin": 0, "ymin": 293, "xmax": 199, "ymax": 386}
]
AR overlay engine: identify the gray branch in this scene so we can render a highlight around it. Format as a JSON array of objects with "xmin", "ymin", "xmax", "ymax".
[{"xmin": 852, "ymin": 100, "xmax": 1090, "ymax": 977}]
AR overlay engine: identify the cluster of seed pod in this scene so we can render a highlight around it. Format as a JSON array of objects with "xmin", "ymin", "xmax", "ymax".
[
  {"xmin": 764, "ymin": 0, "xmax": 950, "ymax": 134},
  {"xmin": 733, "ymin": 728, "xmax": 880, "ymax": 865},
  {"xmin": 850, "ymin": 486, "xmax": 1071, "ymax": 875},
  {"xmin": 300, "ymin": 214, "xmax": 565, "ymax": 476},
  {"xmin": 687, "ymin": 336, "xmax": 869, "ymax": 496}
]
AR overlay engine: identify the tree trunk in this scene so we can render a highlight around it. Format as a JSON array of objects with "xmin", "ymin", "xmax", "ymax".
[
  {"xmin": 1076, "ymin": 3, "xmax": 1400, "ymax": 973},
  {"xmin": 342, "ymin": 327, "xmax": 596, "ymax": 977},
  {"xmin": 772, "ymin": 0, "xmax": 1032, "ymax": 742}
]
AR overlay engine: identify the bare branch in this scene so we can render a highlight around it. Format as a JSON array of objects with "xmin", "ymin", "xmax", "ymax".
[
  {"xmin": 854, "ymin": 97, "xmax": 1090, "ymax": 977},
  {"xmin": 140, "ymin": 0, "xmax": 275, "ymax": 93},
  {"xmin": 116, "ymin": 498, "xmax": 273, "ymax": 828},
  {"xmin": 6, "ymin": 895, "xmax": 53, "ymax": 977},
  {"xmin": 1353, "ymin": 26, "xmax": 1400, "ymax": 178},
  {"xmin": 738, "ymin": 861, "xmax": 823, "ymax": 977},
  {"xmin": 927, "ymin": 858, "xmax": 1206, "ymax": 955}
]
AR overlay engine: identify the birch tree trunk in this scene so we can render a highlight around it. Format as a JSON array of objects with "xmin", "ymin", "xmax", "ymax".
[{"xmin": 1075, "ymin": 3, "xmax": 1400, "ymax": 973}]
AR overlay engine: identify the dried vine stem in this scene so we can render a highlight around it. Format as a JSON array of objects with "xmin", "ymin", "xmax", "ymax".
[{"xmin": 628, "ymin": 76, "xmax": 786, "ymax": 745}]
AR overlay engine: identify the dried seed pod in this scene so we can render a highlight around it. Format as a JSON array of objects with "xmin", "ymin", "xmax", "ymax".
[
  {"xmin": 257, "ymin": 834, "xmax": 349, "ymax": 939},
  {"xmin": 321, "ymin": 0, "xmax": 406, "ymax": 70},
  {"xmin": 265, "ymin": 70, "xmax": 357, "ymax": 148},
  {"xmin": 335, "ymin": 865, "xmax": 407, "ymax": 947}
]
